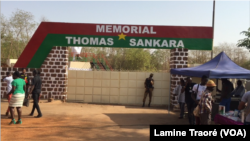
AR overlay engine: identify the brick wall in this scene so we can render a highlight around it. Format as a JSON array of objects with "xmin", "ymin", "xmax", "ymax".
[
  {"xmin": 1, "ymin": 46, "xmax": 68, "ymax": 100},
  {"xmin": 170, "ymin": 48, "xmax": 188, "ymax": 109}
]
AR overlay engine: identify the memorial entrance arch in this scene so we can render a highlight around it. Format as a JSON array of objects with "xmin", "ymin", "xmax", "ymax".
[{"xmin": 9, "ymin": 22, "xmax": 213, "ymax": 101}]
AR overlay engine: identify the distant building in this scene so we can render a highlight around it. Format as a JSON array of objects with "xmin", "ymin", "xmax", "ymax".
[
  {"xmin": 68, "ymin": 61, "xmax": 92, "ymax": 71},
  {"xmin": 7, "ymin": 59, "xmax": 17, "ymax": 67}
]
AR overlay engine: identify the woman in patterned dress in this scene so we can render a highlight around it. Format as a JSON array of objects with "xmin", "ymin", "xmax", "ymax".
[{"xmin": 198, "ymin": 80, "xmax": 216, "ymax": 125}]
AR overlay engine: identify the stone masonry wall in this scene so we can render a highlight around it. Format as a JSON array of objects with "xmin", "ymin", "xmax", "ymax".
[
  {"xmin": 1, "ymin": 46, "xmax": 68, "ymax": 100},
  {"xmin": 170, "ymin": 48, "xmax": 188, "ymax": 109}
]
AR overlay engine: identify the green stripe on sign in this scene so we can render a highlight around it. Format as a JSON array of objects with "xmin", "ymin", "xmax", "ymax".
[
  {"xmin": 27, "ymin": 36, "xmax": 54, "ymax": 68},
  {"xmin": 27, "ymin": 34, "xmax": 212, "ymax": 68},
  {"xmin": 54, "ymin": 34, "xmax": 212, "ymax": 50}
]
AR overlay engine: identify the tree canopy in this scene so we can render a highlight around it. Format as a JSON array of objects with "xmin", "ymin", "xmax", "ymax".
[
  {"xmin": 237, "ymin": 27, "xmax": 250, "ymax": 51},
  {"xmin": 1, "ymin": 9, "xmax": 37, "ymax": 61}
]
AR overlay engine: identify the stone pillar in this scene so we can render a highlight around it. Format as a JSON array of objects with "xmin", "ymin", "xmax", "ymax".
[
  {"xmin": 170, "ymin": 48, "xmax": 188, "ymax": 110},
  {"xmin": 40, "ymin": 46, "xmax": 68, "ymax": 100},
  {"xmin": 1, "ymin": 46, "xmax": 68, "ymax": 100}
]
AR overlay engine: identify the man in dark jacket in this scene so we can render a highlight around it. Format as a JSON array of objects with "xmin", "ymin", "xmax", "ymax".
[
  {"xmin": 29, "ymin": 70, "xmax": 42, "ymax": 118},
  {"xmin": 142, "ymin": 73, "xmax": 154, "ymax": 107},
  {"xmin": 181, "ymin": 77, "xmax": 196, "ymax": 125}
]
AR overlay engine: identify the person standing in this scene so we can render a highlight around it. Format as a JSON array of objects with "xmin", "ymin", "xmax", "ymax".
[
  {"xmin": 142, "ymin": 73, "xmax": 154, "ymax": 107},
  {"xmin": 182, "ymin": 77, "xmax": 196, "ymax": 125},
  {"xmin": 198, "ymin": 80, "xmax": 216, "ymax": 125},
  {"xmin": 231, "ymin": 80, "xmax": 245, "ymax": 98},
  {"xmin": 29, "ymin": 70, "xmax": 43, "ymax": 118},
  {"xmin": 238, "ymin": 91, "xmax": 250, "ymax": 125},
  {"xmin": 191, "ymin": 75, "xmax": 208, "ymax": 125},
  {"xmin": 2, "ymin": 72, "xmax": 14, "ymax": 117},
  {"xmin": 174, "ymin": 79, "xmax": 185, "ymax": 119},
  {"xmin": 8, "ymin": 71, "xmax": 26, "ymax": 124},
  {"xmin": 20, "ymin": 68, "xmax": 30, "ymax": 99},
  {"xmin": 217, "ymin": 78, "xmax": 234, "ymax": 112}
]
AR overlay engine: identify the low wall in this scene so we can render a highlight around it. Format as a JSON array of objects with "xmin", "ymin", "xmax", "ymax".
[{"xmin": 67, "ymin": 71, "xmax": 170, "ymax": 106}]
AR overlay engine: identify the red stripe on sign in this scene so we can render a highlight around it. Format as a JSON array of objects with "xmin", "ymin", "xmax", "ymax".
[
  {"xmin": 14, "ymin": 23, "xmax": 48, "ymax": 68},
  {"xmin": 39, "ymin": 22, "xmax": 213, "ymax": 38}
]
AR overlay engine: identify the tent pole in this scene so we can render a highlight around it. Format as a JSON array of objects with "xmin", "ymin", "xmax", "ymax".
[
  {"xmin": 216, "ymin": 78, "xmax": 218, "ymax": 85},
  {"xmin": 168, "ymin": 74, "xmax": 171, "ymax": 114},
  {"xmin": 211, "ymin": 0, "xmax": 215, "ymax": 59},
  {"xmin": 216, "ymin": 79, "xmax": 218, "ymax": 90},
  {"xmin": 216, "ymin": 78, "xmax": 218, "ymax": 102}
]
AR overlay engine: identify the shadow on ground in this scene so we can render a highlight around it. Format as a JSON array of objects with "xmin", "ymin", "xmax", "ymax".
[
  {"xmin": 125, "ymin": 105, "xmax": 169, "ymax": 111},
  {"xmin": 1, "ymin": 101, "xmax": 189, "ymax": 141},
  {"xmin": 65, "ymin": 102, "xmax": 169, "ymax": 111},
  {"xmin": 2, "ymin": 115, "xmax": 149, "ymax": 141},
  {"xmin": 104, "ymin": 113, "xmax": 189, "ymax": 129},
  {"xmin": 1, "ymin": 114, "xmax": 9, "ymax": 119},
  {"xmin": 34, "ymin": 124, "xmax": 148, "ymax": 141}
]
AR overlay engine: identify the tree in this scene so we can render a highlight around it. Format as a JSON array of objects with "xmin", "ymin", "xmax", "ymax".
[
  {"xmin": 213, "ymin": 42, "xmax": 248, "ymax": 66},
  {"xmin": 151, "ymin": 49, "xmax": 170, "ymax": 70},
  {"xmin": 241, "ymin": 60, "xmax": 250, "ymax": 70},
  {"xmin": 237, "ymin": 27, "xmax": 250, "ymax": 51},
  {"xmin": 188, "ymin": 50, "xmax": 211, "ymax": 64},
  {"xmin": 1, "ymin": 9, "xmax": 37, "ymax": 59},
  {"xmin": 188, "ymin": 42, "xmax": 250, "ymax": 69},
  {"xmin": 121, "ymin": 48, "xmax": 152, "ymax": 71}
]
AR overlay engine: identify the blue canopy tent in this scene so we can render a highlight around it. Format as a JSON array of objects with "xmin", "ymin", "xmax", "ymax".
[
  {"xmin": 170, "ymin": 51, "xmax": 250, "ymax": 78},
  {"xmin": 168, "ymin": 51, "xmax": 250, "ymax": 114}
]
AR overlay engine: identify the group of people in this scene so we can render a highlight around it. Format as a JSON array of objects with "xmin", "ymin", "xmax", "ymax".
[
  {"xmin": 4, "ymin": 69, "xmax": 249, "ymax": 125},
  {"xmin": 2, "ymin": 68, "xmax": 43, "ymax": 125},
  {"xmin": 174, "ymin": 75, "xmax": 250, "ymax": 125},
  {"xmin": 174, "ymin": 75, "xmax": 213, "ymax": 125}
]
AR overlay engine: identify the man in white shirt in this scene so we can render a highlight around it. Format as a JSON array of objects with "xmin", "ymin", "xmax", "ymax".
[
  {"xmin": 71, "ymin": 46, "xmax": 82, "ymax": 61},
  {"xmin": 191, "ymin": 75, "xmax": 208, "ymax": 125},
  {"xmin": 2, "ymin": 72, "xmax": 13, "ymax": 116},
  {"xmin": 238, "ymin": 91, "xmax": 250, "ymax": 125}
]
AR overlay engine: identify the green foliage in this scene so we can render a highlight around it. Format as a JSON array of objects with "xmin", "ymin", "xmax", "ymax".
[
  {"xmin": 237, "ymin": 27, "xmax": 250, "ymax": 51},
  {"xmin": 241, "ymin": 60, "xmax": 250, "ymax": 70},
  {"xmin": 74, "ymin": 47, "xmax": 169, "ymax": 71},
  {"xmin": 151, "ymin": 49, "xmax": 170, "ymax": 70},
  {"xmin": 123, "ymin": 49, "xmax": 151, "ymax": 71},
  {"xmin": 1, "ymin": 9, "xmax": 38, "ymax": 60},
  {"xmin": 105, "ymin": 48, "xmax": 169, "ymax": 71}
]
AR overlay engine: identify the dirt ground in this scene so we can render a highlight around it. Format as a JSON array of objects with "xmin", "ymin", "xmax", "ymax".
[{"xmin": 1, "ymin": 100, "xmax": 189, "ymax": 141}]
